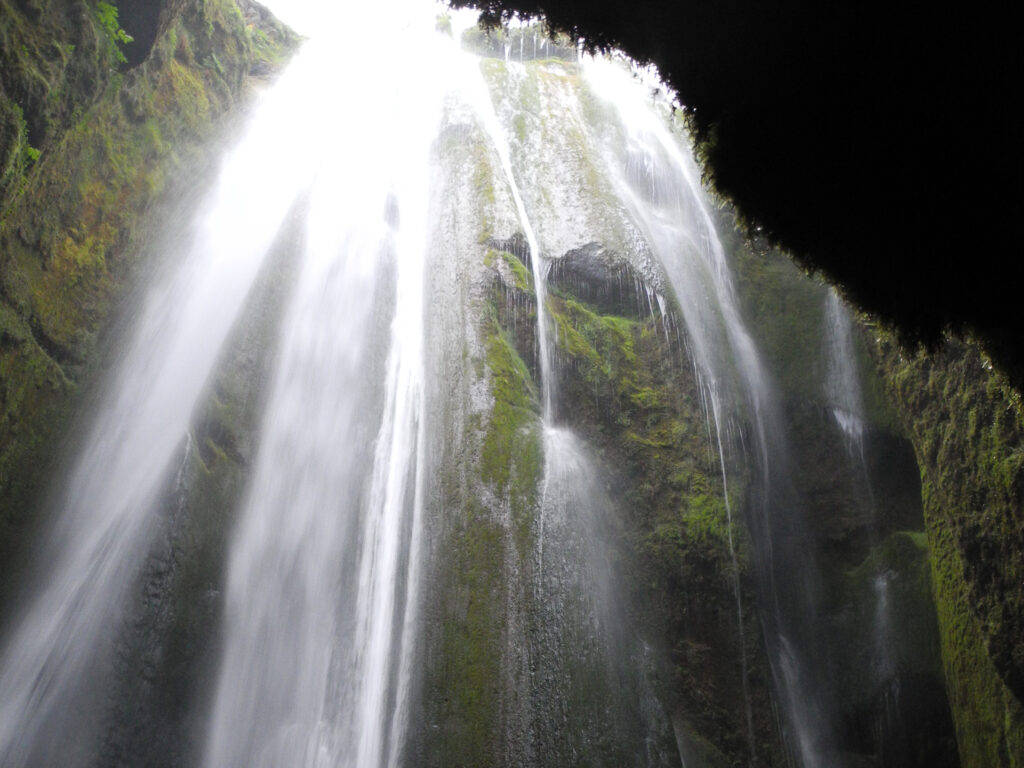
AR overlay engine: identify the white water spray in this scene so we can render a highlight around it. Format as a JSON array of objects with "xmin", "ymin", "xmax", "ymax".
[
  {"xmin": 203, "ymin": 8, "xmax": 451, "ymax": 766},
  {"xmin": 0, "ymin": 55, "xmax": 321, "ymax": 767},
  {"xmin": 583, "ymin": 54, "xmax": 775, "ymax": 761},
  {"xmin": 466, "ymin": 56, "xmax": 555, "ymax": 418}
]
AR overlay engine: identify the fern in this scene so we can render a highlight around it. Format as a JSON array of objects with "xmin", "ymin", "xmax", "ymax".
[{"xmin": 95, "ymin": 2, "xmax": 134, "ymax": 65}]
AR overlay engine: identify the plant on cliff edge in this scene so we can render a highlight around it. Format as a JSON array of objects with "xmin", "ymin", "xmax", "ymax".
[{"xmin": 95, "ymin": 2, "xmax": 133, "ymax": 65}]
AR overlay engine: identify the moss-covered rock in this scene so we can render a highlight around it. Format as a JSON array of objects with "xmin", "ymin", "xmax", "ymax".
[
  {"xmin": 821, "ymin": 531, "xmax": 958, "ymax": 765},
  {"xmin": 729, "ymin": 226, "xmax": 957, "ymax": 764},
  {"xmin": 548, "ymin": 241, "xmax": 649, "ymax": 318},
  {"xmin": 480, "ymin": 313, "xmax": 543, "ymax": 551},
  {"xmin": 420, "ymin": 290, "xmax": 543, "ymax": 767},
  {"xmin": 873, "ymin": 334, "xmax": 1024, "ymax": 766},
  {"xmin": 539, "ymin": 244, "xmax": 783, "ymax": 766}
]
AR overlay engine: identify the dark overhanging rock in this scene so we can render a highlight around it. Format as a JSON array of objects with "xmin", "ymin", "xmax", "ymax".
[
  {"xmin": 548, "ymin": 242, "xmax": 650, "ymax": 318},
  {"xmin": 116, "ymin": 0, "xmax": 165, "ymax": 67},
  {"xmin": 449, "ymin": 0, "xmax": 1024, "ymax": 387}
]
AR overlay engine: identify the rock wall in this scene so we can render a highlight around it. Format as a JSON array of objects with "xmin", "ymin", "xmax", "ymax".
[
  {"xmin": 874, "ymin": 335, "xmax": 1024, "ymax": 767},
  {"xmin": 412, "ymin": 53, "xmax": 777, "ymax": 767}
]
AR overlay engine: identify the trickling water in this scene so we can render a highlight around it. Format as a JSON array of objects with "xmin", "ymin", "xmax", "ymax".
[
  {"xmin": 532, "ymin": 426, "xmax": 644, "ymax": 761},
  {"xmin": 824, "ymin": 289, "xmax": 867, "ymax": 458},
  {"xmin": 582, "ymin": 54, "xmax": 773, "ymax": 761},
  {"xmin": 823, "ymin": 287, "xmax": 909, "ymax": 762},
  {"xmin": 467, "ymin": 54, "xmax": 555, "ymax": 418},
  {"xmin": 467, "ymin": 31, "xmax": 684, "ymax": 766}
]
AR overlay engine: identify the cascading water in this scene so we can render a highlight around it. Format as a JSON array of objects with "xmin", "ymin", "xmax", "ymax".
[
  {"xmin": 466, "ymin": 51, "xmax": 555, "ymax": 417},
  {"xmin": 203, "ymin": 8, "xmax": 450, "ymax": 767},
  {"xmin": 582, "ymin": 55, "xmax": 854, "ymax": 768},
  {"xmin": 822, "ymin": 288, "xmax": 912, "ymax": 762},
  {"xmin": 464, "ymin": 34, "xmax": 680, "ymax": 765},
  {"xmin": 0, "ymin": 52, "xmax": 321, "ymax": 767},
  {"xmin": 0, "ymin": 3, "xmax": 938, "ymax": 767}
]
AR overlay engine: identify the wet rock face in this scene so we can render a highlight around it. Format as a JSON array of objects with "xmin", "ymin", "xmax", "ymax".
[
  {"xmin": 548, "ymin": 242, "xmax": 649, "ymax": 318},
  {"xmin": 490, "ymin": 232, "xmax": 533, "ymax": 270},
  {"xmin": 522, "ymin": 242, "xmax": 783, "ymax": 767},
  {"xmin": 823, "ymin": 531, "xmax": 958, "ymax": 768},
  {"xmin": 874, "ymin": 336, "xmax": 1024, "ymax": 766},
  {"xmin": 724, "ymin": 235, "xmax": 962, "ymax": 765},
  {"xmin": 460, "ymin": 23, "xmax": 576, "ymax": 62}
]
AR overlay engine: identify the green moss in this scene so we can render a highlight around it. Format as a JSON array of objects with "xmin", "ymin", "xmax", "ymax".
[
  {"xmin": 481, "ymin": 313, "xmax": 542, "ymax": 553},
  {"xmin": 874, "ymin": 334, "xmax": 1024, "ymax": 766},
  {"xmin": 95, "ymin": 1, "xmax": 134, "ymax": 65},
  {"xmin": 421, "ymin": 296, "xmax": 543, "ymax": 765},
  {"xmin": 513, "ymin": 112, "xmax": 527, "ymax": 143},
  {"xmin": 535, "ymin": 280, "xmax": 775, "ymax": 763},
  {"xmin": 0, "ymin": 300, "xmax": 74, "ymax": 566},
  {"xmin": 548, "ymin": 294, "xmax": 639, "ymax": 404},
  {"xmin": 433, "ymin": 505, "xmax": 506, "ymax": 766},
  {"xmin": 487, "ymin": 248, "xmax": 533, "ymax": 294},
  {"xmin": 928, "ymin": 485, "xmax": 1024, "ymax": 767}
]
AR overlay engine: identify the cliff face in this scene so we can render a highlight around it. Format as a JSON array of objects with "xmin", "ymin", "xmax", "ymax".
[
  {"xmin": 411, "ymin": 54, "xmax": 741, "ymax": 767},
  {"xmin": 874, "ymin": 335, "xmax": 1024, "ymax": 766},
  {"xmin": 0, "ymin": 0, "xmax": 298, "ymax": 566}
]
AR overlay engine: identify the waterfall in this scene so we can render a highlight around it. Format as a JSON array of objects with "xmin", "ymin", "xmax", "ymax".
[
  {"xmin": 466, "ymin": 55, "xmax": 556, "ymax": 418},
  {"xmin": 0, "ymin": 3, "xmax": 931, "ymax": 767},
  {"xmin": 822, "ymin": 287, "xmax": 909, "ymax": 759},
  {"xmin": 582, "ymin": 54, "xmax": 770, "ymax": 761},
  {"xmin": 581, "ymin": 55, "xmax": 861, "ymax": 768},
  {"xmin": 467, "ymin": 41, "xmax": 676, "ymax": 765}
]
